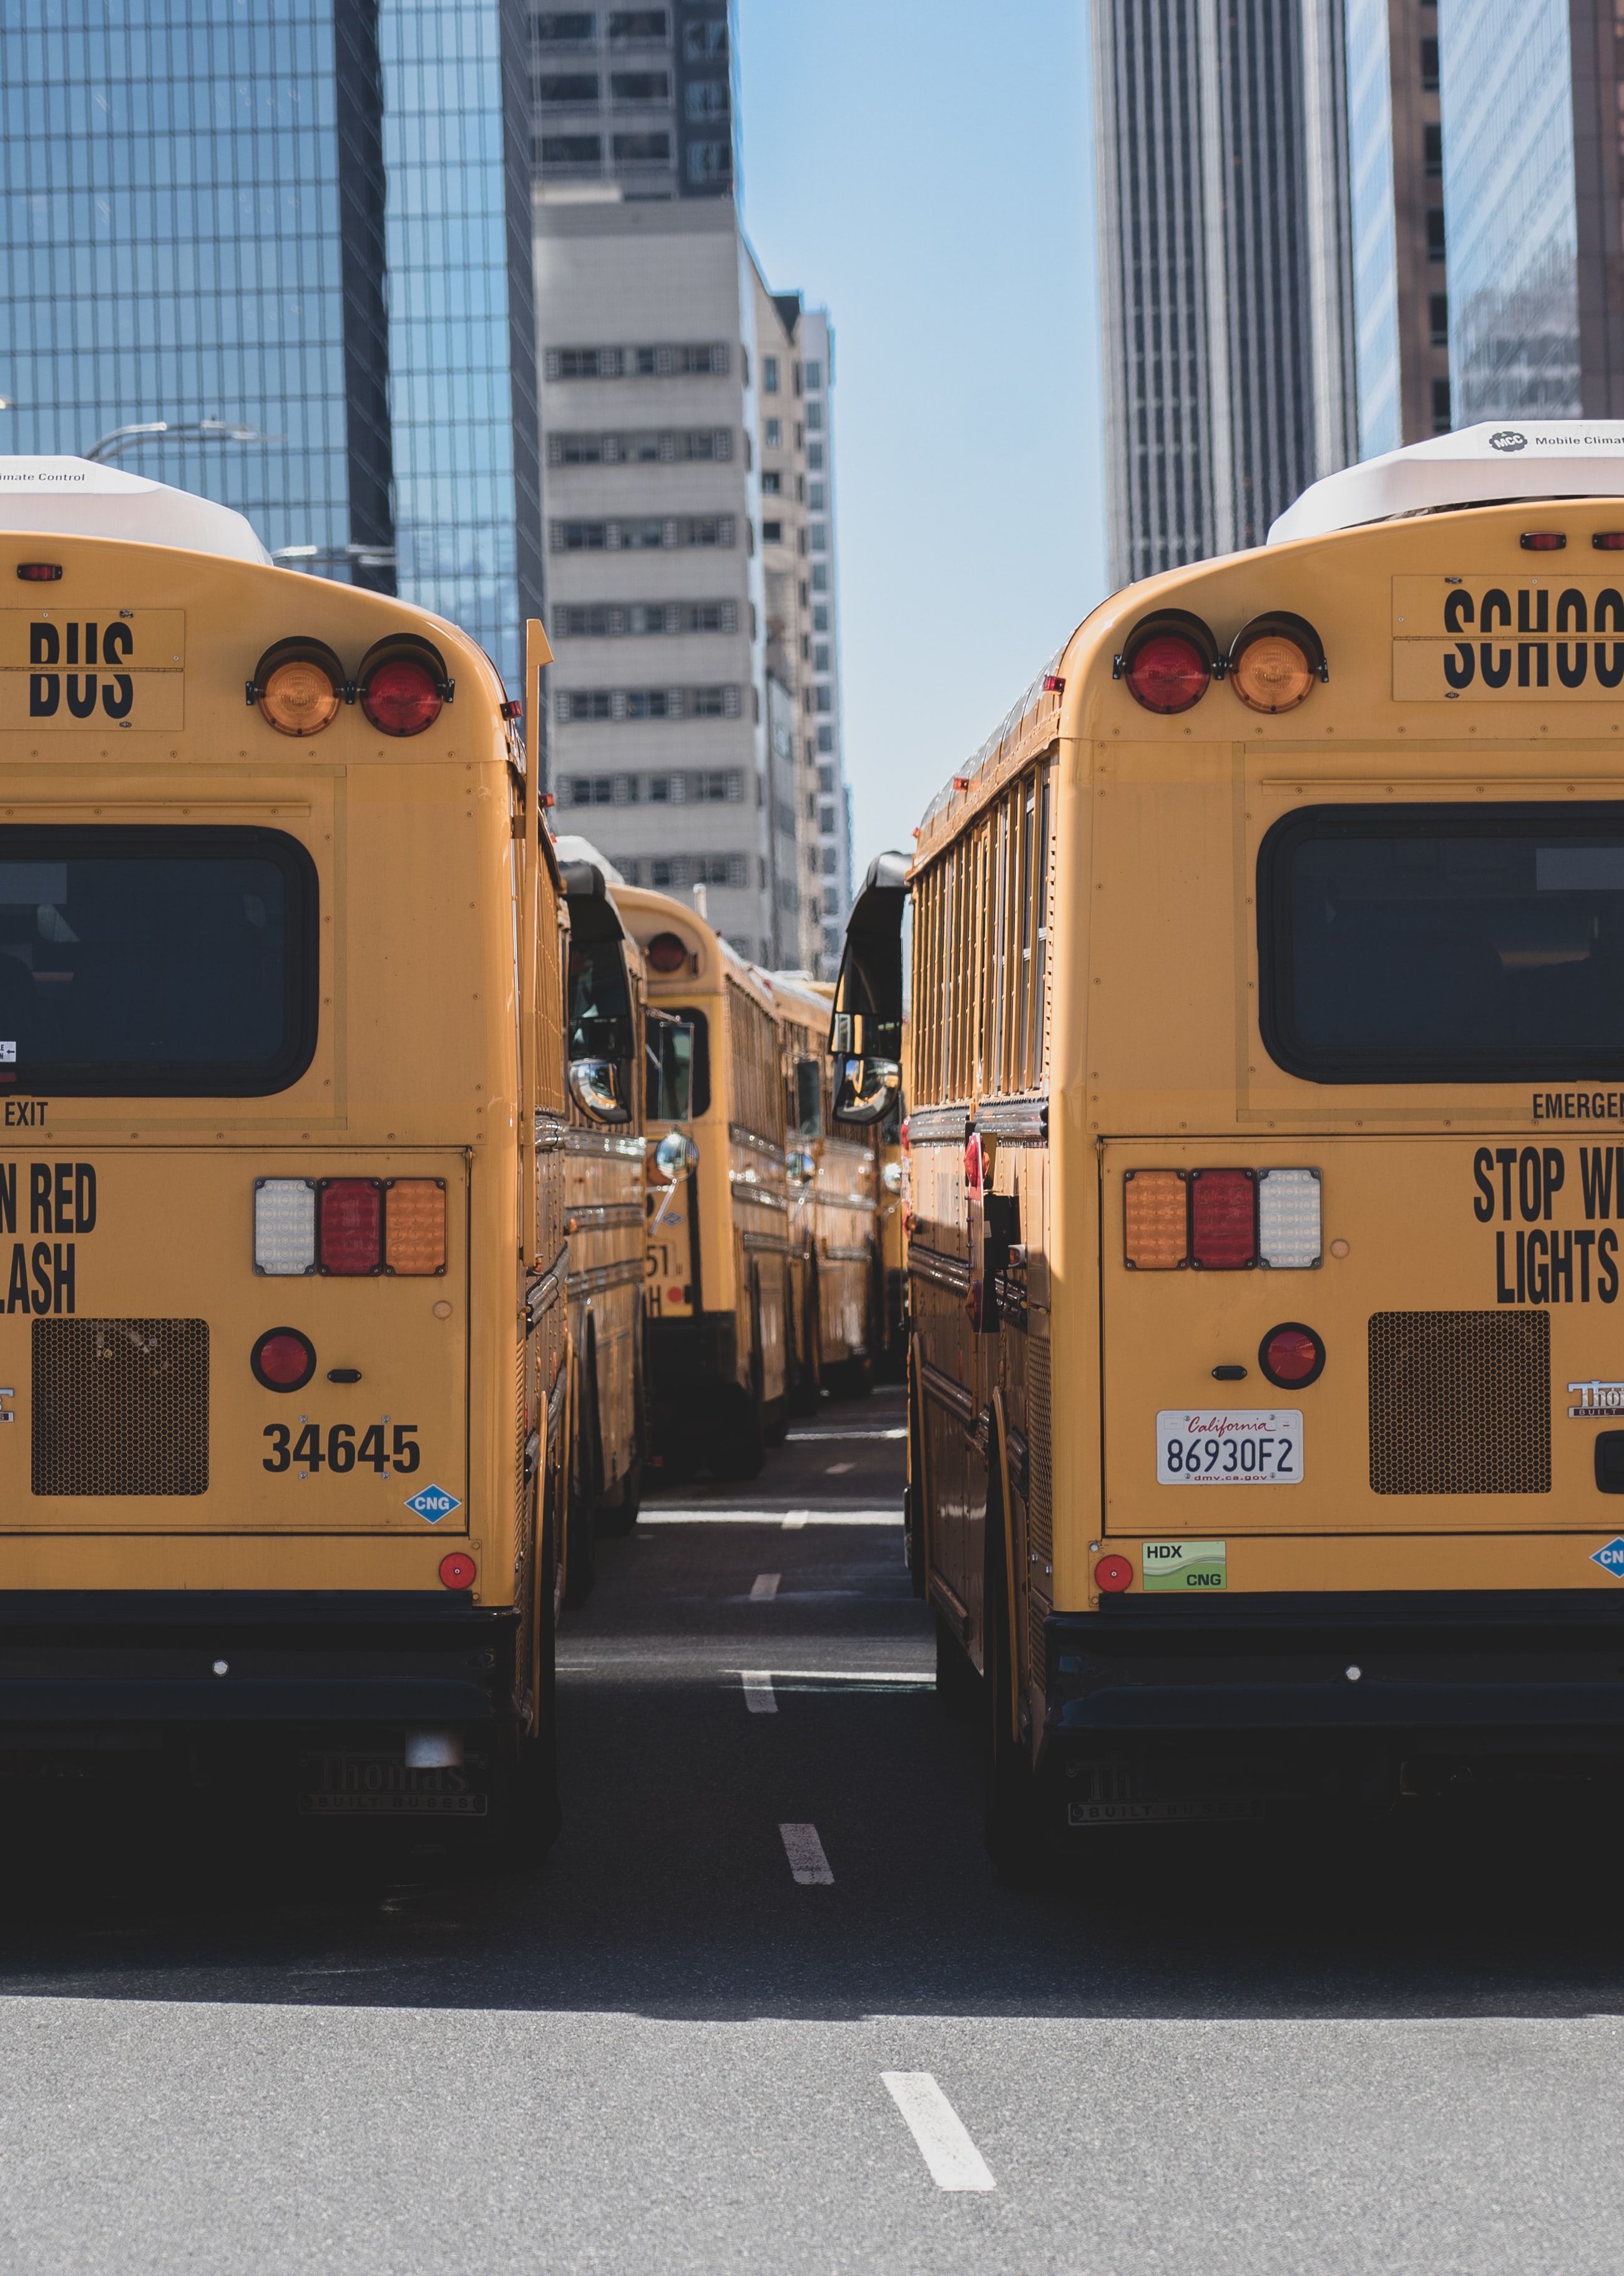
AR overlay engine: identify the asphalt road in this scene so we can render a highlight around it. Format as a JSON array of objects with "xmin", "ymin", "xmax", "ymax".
[{"xmin": 5, "ymin": 1381, "xmax": 1624, "ymax": 2274}]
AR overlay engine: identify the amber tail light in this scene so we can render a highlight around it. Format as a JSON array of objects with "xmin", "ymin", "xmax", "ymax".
[
  {"xmin": 1124, "ymin": 1168, "xmax": 1188, "ymax": 1268},
  {"xmin": 1228, "ymin": 613, "xmax": 1326, "ymax": 714},
  {"xmin": 248, "ymin": 639, "xmax": 346, "ymax": 737}
]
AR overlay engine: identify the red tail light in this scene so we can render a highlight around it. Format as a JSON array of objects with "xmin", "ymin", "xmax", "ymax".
[
  {"xmin": 1260, "ymin": 1323, "xmax": 1325, "ymax": 1388},
  {"xmin": 319, "ymin": 1179, "xmax": 383, "ymax": 1274},
  {"xmin": 1124, "ymin": 633, "xmax": 1210, "ymax": 714},
  {"xmin": 356, "ymin": 634, "xmax": 451, "ymax": 737},
  {"xmin": 1190, "ymin": 1168, "xmax": 1257, "ymax": 1269},
  {"xmin": 646, "ymin": 931, "xmax": 688, "ymax": 974},
  {"xmin": 251, "ymin": 1327, "xmax": 316, "ymax": 1392}
]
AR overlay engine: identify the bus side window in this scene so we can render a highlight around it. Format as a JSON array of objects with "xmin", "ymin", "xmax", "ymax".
[
  {"xmin": 645, "ymin": 1010, "xmax": 702, "ymax": 1122},
  {"xmin": 794, "ymin": 1054, "xmax": 823, "ymax": 1138}
]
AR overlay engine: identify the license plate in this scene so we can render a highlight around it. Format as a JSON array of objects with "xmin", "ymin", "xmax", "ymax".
[{"xmin": 1156, "ymin": 1410, "xmax": 1303, "ymax": 1484}]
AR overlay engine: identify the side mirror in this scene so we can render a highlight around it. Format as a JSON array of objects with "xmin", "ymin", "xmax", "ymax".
[
  {"xmin": 569, "ymin": 1057, "xmax": 630, "ymax": 1125},
  {"xmin": 653, "ymin": 1129, "xmax": 699, "ymax": 1181},
  {"xmin": 787, "ymin": 1147, "xmax": 816, "ymax": 1185},
  {"xmin": 833, "ymin": 1055, "xmax": 901, "ymax": 1126}
]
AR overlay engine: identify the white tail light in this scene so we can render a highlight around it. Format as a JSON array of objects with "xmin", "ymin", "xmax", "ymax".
[
  {"xmin": 253, "ymin": 1178, "xmax": 317, "ymax": 1275},
  {"xmin": 1258, "ymin": 1168, "xmax": 1321, "ymax": 1269}
]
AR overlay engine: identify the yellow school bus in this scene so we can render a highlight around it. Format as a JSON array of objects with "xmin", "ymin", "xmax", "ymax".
[
  {"xmin": 0, "ymin": 458, "xmax": 570, "ymax": 1854},
  {"xmin": 613, "ymin": 885, "xmax": 789, "ymax": 1476},
  {"xmin": 768, "ymin": 968, "xmax": 883, "ymax": 1399},
  {"xmin": 834, "ymin": 423, "xmax": 1624, "ymax": 1868},
  {"xmin": 556, "ymin": 847, "xmax": 648, "ymax": 1599}
]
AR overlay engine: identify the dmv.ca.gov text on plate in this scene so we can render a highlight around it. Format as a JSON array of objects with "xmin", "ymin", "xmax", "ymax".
[{"xmin": 1155, "ymin": 1410, "xmax": 1303, "ymax": 1484}]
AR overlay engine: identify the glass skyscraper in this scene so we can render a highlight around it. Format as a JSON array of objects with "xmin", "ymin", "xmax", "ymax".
[
  {"xmin": 0, "ymin": 0, "xmax": 541, "ymax": 689},
  {"xmin": 1439, "ymin": 0, "xmax": 1582, "ymax": 423}
]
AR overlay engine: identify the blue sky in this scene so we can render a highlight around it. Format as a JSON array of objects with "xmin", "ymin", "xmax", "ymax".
[{"xmin": 738, "ymin": 0, "xmax": 1107, "ymax": 868}]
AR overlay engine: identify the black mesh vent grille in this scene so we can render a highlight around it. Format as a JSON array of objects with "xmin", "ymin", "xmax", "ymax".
[
  {"xmin": 32, "ymin": 1318, "xmax": 209, "ymax": 1496},
  {"xmin": 1369, "ymin": 1310, "xmax": 1549, "ymax": 1495}
]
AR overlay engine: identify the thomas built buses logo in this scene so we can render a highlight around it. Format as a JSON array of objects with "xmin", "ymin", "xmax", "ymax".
[{"xmin": 1490, "ymin": 429, "xmax": 1529, "ymax": 452}]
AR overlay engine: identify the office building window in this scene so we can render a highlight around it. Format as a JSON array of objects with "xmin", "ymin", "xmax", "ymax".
[
  {"xmin": 548, "ymin": 514, "xmax": 735, "ymax": 551},
  {"xmin": 536, "ymin": 73, "xmax": 599, "ymax": 101},
  {"xmin": 808, "ymin": 482, "xmax": 824, "ymax": 511},
  {"xmin": 805, "ymin": 401, "xmax": 823, "ymax": 431},
  {"xmin": 608, "ymin": 7, "xmax": 668, "ymax": 33},
  {"xmin": 763, "ymin": 356, "xmax": 780, "ymax": 395},
  {"xmin": 765, "ymin": 418, "xmax": 781, "ymax": 446},
  {"xmin": 809, "ymin": 522, "xmax": 826, "ymax": 554},
  {"xmin": 539, "ymin": 135, "xmax": 602, "ymax": 164},
  {"xmin": 811, "ymin": 564, "xmax": 828, "ymax": 592},
  {"xmin": 682, "ymin": 17, "xmax": 727, "ymax": 56},
  {"xmin": 805, "ymin": 361, "xmax": 822, "ymax": 391},
  {"xmin": 821, "ymin": 846, "xmax": 838, "ymax": 876},
  {"xmin": 1432, "ymin": 378, "xmax": 1452, "ymax": 433},
  {"xmin": 812, "ymin": 604, "xmax": 828, "ymax": 632},
  {"xmin": 547, "ymin": 428, "xmax": 731, "ymax": 465},
  {"xmin": 557, "ymin": 685, "xmax": 742, "ymax": 723},
  {"xmin": 611, "ymin": 70, "xmax": 668, "ymax": 97},
  {"xmin": 807, "ymin": 442, "xmax": 823, "ymax": 471},
  {"xmin": 536, "ymin": 12, "xmax": 597, "ymax": 38},
  {"xmin": 552, "ymin": 600, "xmax": 737, "ymax": 636},
  {"xmin": 819, "ymin": 803, "xmax": 835, "ymax": 834},
  {"xmin": 761, "ymin": 520, "xmax": 783, "ymax": 542},
  {"xmin": 760, "ymin": 469, "xmax": 781, "ymax": 494},
  {"xmin": 545, "ymin": 342, "xmax": 728, "ymax": 379},
  {"xmin": 814, "ymin": 686, "xmax": 831, "ymax": 713},
  {"xmin": 1430, "ymin": 293, "xmax": 1449, "ymax": 346},
  {"xmin": 685, "ymin": 79, "xmax": 729, "ymax": 118},
  {"xmin": 813, "ymin": 644, "xmax": 829, "ymax": 672},
  {"xmin": 686, "ymin": 140, "xmax": 732, "ymax": 185},
  {"xmin": 818, "ymin": 765, "xmax": 833, "ymax": 795},
  {"xmin": 1424, "ymin": 122, "xmax": 1442, "ymax": 178},
  {"xmin": 1420, "ymin": 36, "xmax": 1439, "ymax": 88},
  {"xmin": 816, "ymin": 725, "xmax": 833, "ymax": 753},
  {"xmin": 614, "ymin": 130, "xmax": 670, "ymax": 161},
  {"xmin": 1426, "ymin": 208, "xmax": 1446, "ymax": 263},
  {"xmin": 548, "ymin": 346, "xmax": 624, "ymax": 378}
]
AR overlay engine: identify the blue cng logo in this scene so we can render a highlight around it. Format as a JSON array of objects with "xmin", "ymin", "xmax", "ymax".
[
  {"xmin": 1591, "ymin": 1536, "xmax": 1624, "ymax": 1577},
  {"xmin": 404, "ymin": 1483, "xmax": 461, "ymax": 1524}
]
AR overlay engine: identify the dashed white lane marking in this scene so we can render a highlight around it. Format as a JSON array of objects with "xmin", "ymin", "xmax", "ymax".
[
  {"xmin": 778, "ymin": 1823, "xmax": 834, "ymax": 1883},
  {"xmin": 881, "ymin": 2074, "xmax": 996, "ymax": 2191},
  {"xmin": 786, "ymin": 1427, "xmax": 907, "ymax": 1443},
  {"xmin": 825, "ymin": 1462, "xmax": 856, "ymax": 1476},
  {"xmin": 741, "ymin": 1671, "xmax": 777, "ymax": 1713},
  {"xmin": 637, "ymin": 1511, "xmax": 901, "ymax": 1527},
  {"xmin": 750, "ymin": 1572, "xmax": 781, "ymax": 1599},
  {"xmin": 732, "ymin": 1669, "xmax": 928, "ymax": 1684}
]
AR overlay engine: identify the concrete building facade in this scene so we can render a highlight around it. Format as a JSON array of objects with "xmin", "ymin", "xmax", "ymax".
[
  {"xmin": 1090, "ymin": 0, "xmax": 1357, "ymax": 587},
  {"xmin": 533, "ymin": 0, "xmax": 849, "ymax": 969}
]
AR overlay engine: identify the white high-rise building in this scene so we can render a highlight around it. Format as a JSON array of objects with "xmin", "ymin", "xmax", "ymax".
[{"xmin": 531, "ymin": 1, "xmax": 849, "ymax": 969}]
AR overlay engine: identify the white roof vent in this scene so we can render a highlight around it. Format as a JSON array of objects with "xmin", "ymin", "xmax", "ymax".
[
  {"xmin": 1268, "ymin": 422, "xmax": 1624, "ymax": 547},
  {"xmin": 0, "ymin": 457, "xmax": 271, "ymax": 563},
  {"xmin": 550, "ymin": 834, "xmax": 627, "ymax": 886}
]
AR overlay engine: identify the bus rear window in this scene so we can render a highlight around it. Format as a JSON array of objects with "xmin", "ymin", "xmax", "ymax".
[
  {"xmin": 0, "ymin": 827, "xmax": 318, "ymax": 1096},
  {"xmin": 1260, "ymin": 805, "xmax": 1624, "ymax": 1083}
]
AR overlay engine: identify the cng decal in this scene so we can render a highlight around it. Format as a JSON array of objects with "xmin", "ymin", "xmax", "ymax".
[
  {"xmin": 1142, "ymin": 1539, "xmax": 1228, "ymax": 1592},
  {"xmin": 1591, "ymin": 1537, "xmax": 1624, "ymax": 1578},
  {"xmin": 404, "ymin": 1483, "xmax": 461, "ymax": 1524}
]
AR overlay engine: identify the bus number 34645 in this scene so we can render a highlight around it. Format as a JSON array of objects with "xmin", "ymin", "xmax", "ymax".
[{"xmin": 262, "ymin": 1423, "xmax": 421, "ymax": 1474}]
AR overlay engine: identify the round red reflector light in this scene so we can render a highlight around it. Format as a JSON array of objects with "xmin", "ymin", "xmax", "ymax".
[
  {"xmin": 646, "ymin": 931, "xmax": 688, "ymax": 974},
  {"xmin": 251, "ymin": 1327, "xmax": 316, "ymax": 1393},
  {"xmin": 1125, "ymin": 634, "xmax": 1210, "ymax": 714},
  {"xmin": 361, "ymin": 657, "xmax": 443, "ymax": 737},
  {"xmin": 1260, "ymin": 1323, "xmax": 1324, "ymax": 1389},
  {"xmin": 1095, "ymin": 1554, "xmax": 1133, "ymax": 1594},
  {"xmin": 439, "ymin": 1552, "xmax": 476, "ymax": 1591}
]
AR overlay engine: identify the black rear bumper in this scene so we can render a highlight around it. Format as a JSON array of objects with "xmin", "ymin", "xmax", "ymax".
[
  {"xmin": 0, "ymin": 1592, "xmax": 517, "ymax": 1731},
  {"xmin": 1045, "ymin": 1591, "xmax": 1624, "ymax": 1744}
]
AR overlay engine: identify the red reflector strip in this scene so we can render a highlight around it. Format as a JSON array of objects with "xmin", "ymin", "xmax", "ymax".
[
  {"xmin": 318, "ymin": 1179, "xmax": 383, "ymax": 1274},
  {"xmin": 16, "ymin": 563, "xmax": 62, "ymax": 582},
  {"xmin": 1520, "ymin": 532, "xmax": 1565, "ymax": 551},
  {"xmin": 1190, "ymin": 1168, "xmax": 1257, "ymax": 1268},
  {"xmin": 1596, "ymin": 532, "xmax": 1624, "ymax": 550}
]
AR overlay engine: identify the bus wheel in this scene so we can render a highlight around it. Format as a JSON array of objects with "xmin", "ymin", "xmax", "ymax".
[
  {"xmin": 595, "ymin": 1458, "xmax": 642, "ymax": 1539},
  {"xmin": 934, "ymin": 1607, "xmax": 981, "ymax": 1722},
  {"xmin": 982, "ymin": 1435, "xmax": 1044, "ymax": 1885},
  {"xmin": 502, "ymin": 1488, "xmax": 562, "ymax": 1866},
  {"xmin": 562, "ymin": 1350, "xmax": 600, "ymax": 1609}
]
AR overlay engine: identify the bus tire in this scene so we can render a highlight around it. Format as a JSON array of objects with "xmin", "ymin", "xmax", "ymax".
[
  {"xmin": 595, "ymin": 1457, "xmax": 642, "ymax": 1538},
  {"xmin": 982, "ymin": 1425, "xmax": 1044, "ymax": 1885},
  {"xmin": 501, "ymin": 1486, "xmax": 562, "ymax": 1868},
  {"xmin": 935, "ymin": 1607, "xmax": 981, "ymax": 1722},
  {"xmin": 562, "ymin": 1346, "xmax": 600, "ymax": 1610}
]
